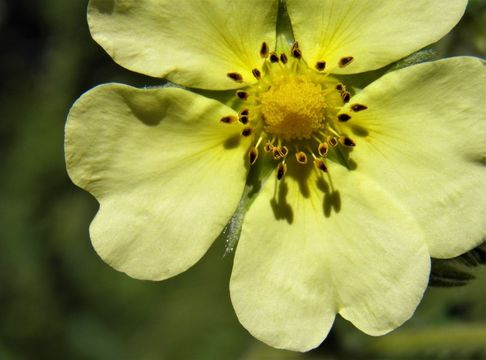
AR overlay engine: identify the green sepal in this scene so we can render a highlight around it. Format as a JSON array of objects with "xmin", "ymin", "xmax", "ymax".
[
  {"xmin": 222, "ymin": 156, "xmax": 275, "ymax": 256},
  {"xmin": 387, "ymin": 48, "xmax": 438, "ymax": 72},
  {"xmin": 275, "ymin": 0, "xmax": 295, "ymax": 53},
  {"xmin": 192, "ymin": 88, "xmax": 239, "ymax": 108}
]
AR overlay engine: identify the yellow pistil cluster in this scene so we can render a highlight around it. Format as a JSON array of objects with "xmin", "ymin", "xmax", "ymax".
[
  {"xmin": 260, "ymin": 77, "xmax": 327, "ymax": 140},
  {"xmin": 222, "ymin": 41, "xmax": 367, "ymax": 180}
]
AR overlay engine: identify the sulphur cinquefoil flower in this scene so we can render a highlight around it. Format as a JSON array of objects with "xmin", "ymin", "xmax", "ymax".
[{"xmin": 65, "ymin": 0, "xmax": 486, "ymax": 351}]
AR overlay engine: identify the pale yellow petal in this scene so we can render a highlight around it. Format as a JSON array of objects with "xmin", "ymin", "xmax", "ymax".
[
  {"xmin": 230, "ymin": 165, "xmax": 429, "ymax": 351},
  {"xmin": 65, "ymin": 84, "xmax": 250, "ymax": 280},
  {"xmin": 88, "ymin": 0, "xmax": 277, "ymax": 89},
  {"xmin": 286, "ymin": 0, "xmax": 467, "ymax": 74},
  {"xmin": 339, "ymin": 57, "xmax": 486, "ymax": 258}
]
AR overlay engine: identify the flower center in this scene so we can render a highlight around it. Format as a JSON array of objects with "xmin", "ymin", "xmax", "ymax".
[
  {"xmin": 222, "ymin": 41, "xmax": 368, "ymax": 180},
  {"xmin": 260, "ymin": 77, "xmax": 327, "ymax": 141}
]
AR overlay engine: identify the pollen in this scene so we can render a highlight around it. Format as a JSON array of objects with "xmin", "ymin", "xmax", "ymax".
[{"xmin": 260, "ymin": 77, "xmax": 327, "ymax": 140}]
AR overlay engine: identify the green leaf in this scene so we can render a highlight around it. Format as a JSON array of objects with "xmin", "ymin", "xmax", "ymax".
[{"xmin": 429, "ymin": 242, "xmax": 486, "ymax": 287}]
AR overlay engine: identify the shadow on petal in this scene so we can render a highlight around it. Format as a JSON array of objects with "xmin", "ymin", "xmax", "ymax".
[
  {"xmin": 270, "ymin": 181, "xmax": 294, "ymax": 224},
  {"xmin": 349, "ymin": 124, "xmax": 370, "ymax": 138},
  {"xmin": 289, "ymin": 162, "xmax": 313, "ymax": 198},
  {"xmin": 316, "ymin": 177, "xmax": 341, "ymax": 217},
  {"xmin": 324, "ymin": 190, "xmax": 341, "ymax": 217},
  {"xmin": 224, "ymin": 134, "xmax": 242, "ymax": 149},
  {"xmin": 335, "ymin": 147, "xmax": 358, "ymax": 171},
  {"xmin": 122, "ymin": 91, "xmax": 168, "ymax": 126}
]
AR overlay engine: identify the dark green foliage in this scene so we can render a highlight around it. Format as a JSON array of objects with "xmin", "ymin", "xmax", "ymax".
[{"xmin": 430, "ymin": 243, "xmax": 486, "ymax": 287}]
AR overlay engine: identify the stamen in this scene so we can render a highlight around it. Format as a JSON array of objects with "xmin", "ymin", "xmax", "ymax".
[
  {"xmin": 292, "ymin": 48, "xmax": 302, "ymax": 59},
  {"xmin": 314, "ymin": 159, "xmax": 328, "ymax": 173},
  {"xmin": 260, "ymin": 42, "xmax": 269, "ymax": 58},
  {"xmin": 326, "ymin": 126, "xmax": 340, "ymax": 137},
  {"xmin": 236, "ymin": 90, "xmax": 249, "ymax": 100},
  {"xmin": 318, "ymin": 143, "xmax": 329, "ymax": 157},
  {"xmin": 272, "ymin": 146, "xmax": 289, "ymax": 160},
  {"xmin": 239, "ymin": 109, "xmax": 249, "ymax": 124},
  {"xmin": 338, "ymin": 114, "xmax": 351, "ymax": 122},
  {"xmin": 351, "ymin": 104, "xmax": 368, "ymax": 112},
  {"xmin": 315, "ymin": 61, "xmax": 326, "ymax": 71},
  {"xmin": 339, "ymin": 136, "xmax": 356, "ymax": 147},
  {"xmin": 269, "ymin": 52, "xmax": 279, "ymax": 63},
  {"xmin": 227, "ymin": 72, "xmax": 243, "ymax": 82},
  {"xmin": 291, "ymin": 41, "xmax": 299, "ymax": 53},
  {"xmin": 277, "ymin": 162, "xmax": 287, "ymax": 180},
  {"xmin": 239, "ymin": 115, "xmax": 249, "ymax": 124},
  {"xmin": 273, "ymin": 147, "xmax": 282, "ymax": 160},
  {"xmin": 291, "ymin": 42, "xmax": 302, "ymax": 59},
  {"xmin": 328, "ymin": 136, "xmax": 338, "ymax": 147},
  {"xmin": 220, "ymin": 115, "xmax": 237, "ymax": 124},
  {"xmin": 339, "ymin": 56, "xmax": 354, "ymax": 67},
  {"xmin": 255, "ymin": 136, "xmax": 263, "ymax": 148},
  {"xmin": 249, "ymin": 147, "xmax": 259, "ymax": 165},
  {"xmin": 252, "ymin": 68, "xmax": 262, "ymax": 80},
  {"xmin": 241, "ymin": 127, "xmax": 253, "ymax": 137},
  {"xmin": 341, "ymin": 91, "xmax": 351, "ymax": 103},
  {"xmin": 295, "ymin": 151, "xmax": 308, "ymax": 164},
  {"xmin": 226, "ymin": 44, "xmax": 358, "ymax": 181}
]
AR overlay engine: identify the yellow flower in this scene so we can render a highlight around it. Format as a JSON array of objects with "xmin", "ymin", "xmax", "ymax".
[{"xmin": 65, "ymin": 0, "xmax": 486, "ymax": 351}]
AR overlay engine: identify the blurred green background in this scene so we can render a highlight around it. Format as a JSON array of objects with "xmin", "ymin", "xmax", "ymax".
[{"xmin": 1, "ymin": 1, "xmax": 486, "ymax": 359}]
